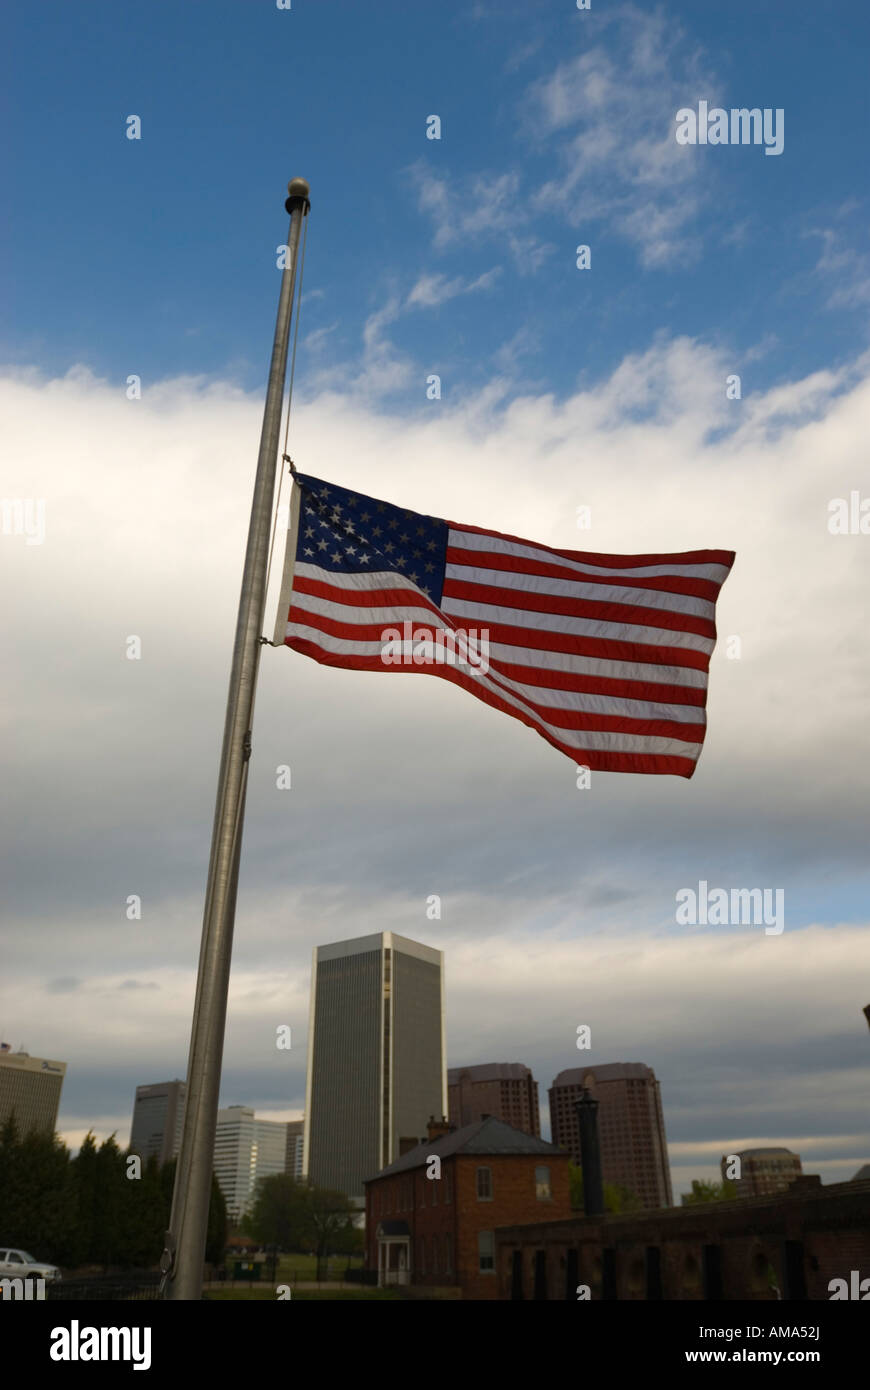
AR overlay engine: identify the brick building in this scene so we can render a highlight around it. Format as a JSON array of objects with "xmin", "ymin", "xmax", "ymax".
[
  {"xmin": 448, "ymin": 1063, "xmax": 540, "ymax": 1136},
  {"xmin": 723, "ymin": 1146, "xmax": 802, "ymax": 1198},
  {"xmin": 549, "ymin": 1063, "xmax": 672, "ymax": 1209},
  {"xmin": 496, "ymin": 1175, "xmax": 870, "ymax": 1300},
  {"xmin": 364, "ymin": 1116, "xmax": 571, "ymax": 1299}
]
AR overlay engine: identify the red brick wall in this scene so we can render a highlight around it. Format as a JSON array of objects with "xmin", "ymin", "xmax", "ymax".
[
  {"xmin": 495, "ymin": 1180, "xmax": 870, "ymax": 1300},
  {"xmin": 453, "ymin": 1154, "xmax": 571, "ymax": 1300}
]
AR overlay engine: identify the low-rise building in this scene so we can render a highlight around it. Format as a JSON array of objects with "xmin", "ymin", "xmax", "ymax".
[
  {"xmin": 364, "ymin": 1115, "xmax": 571, "ymax": 1299},
  {"xmin": 495, "ymin": 1175, "xmax": 870, "ymax": 1300},
  {"xmin": 723, "ymin": 1146, "xmax": 802, "ymax": 1198}
]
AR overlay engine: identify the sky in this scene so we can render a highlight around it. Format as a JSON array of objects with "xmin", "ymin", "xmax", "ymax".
[{"xmin": 2, "ymin": 0, "xmax": 869, "ymax": 1199}]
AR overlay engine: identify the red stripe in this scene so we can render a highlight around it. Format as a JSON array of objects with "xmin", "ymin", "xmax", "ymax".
[{"xmin": 442, "ymin": 576, "xmax": 717, "ymax": 639}]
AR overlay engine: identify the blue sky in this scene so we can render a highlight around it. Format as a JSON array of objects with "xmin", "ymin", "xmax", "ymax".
[
  {"xmin": 6, "ymin": 0, "xmax": 870, "ymax": 400},
  {"xmin": 3, "ymin": 1, "xmax": 870, "ymax": 1198}
]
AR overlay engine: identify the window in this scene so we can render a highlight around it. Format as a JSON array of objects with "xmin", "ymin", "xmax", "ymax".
[
  {"xmin": 478, "ymin": 1231, "xmax": 495, "ymax": 1273},
  {"xmin": 535, "ymin": 1165, "xmax": 552, "ymax": 1200},
  {"xmin": 476, "ymin": 1165, "xmax": 493, "ymax": 1200},
  {"xmin": 418, "ymin": 1236, "xmax": 426, "ymax": 1275},
  {"xmin": 445, "ymin": 1170, "xmax": 452, "ymax": 1203},
  {"xmin": 432, "ymin": 1238, "xmax": 439, "ymax": 1275}
]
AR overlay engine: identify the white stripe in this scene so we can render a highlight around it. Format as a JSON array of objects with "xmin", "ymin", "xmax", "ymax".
[
  {"xmin": 444, "ymin": 562, "xmax": 715, "ymax": 620},
  {"xmin": 286, "ymin": 625, "xmax": 703, "ymax": 759},
  {"xmin": 443, "ymin": 595, "xmax": 715, "ymax": 655},
  {"xmin": 295, "ymin": 563, "xmax": 427, "ymax": 595},
  {"xmin": 448, "ymin": 527, "xmax": 731, "ymax": 584}
]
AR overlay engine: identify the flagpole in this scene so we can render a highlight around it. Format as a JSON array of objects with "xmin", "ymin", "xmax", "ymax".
[{"xmin": 162, "ymin": 177, "xmax": 311, "ymax": 1301}]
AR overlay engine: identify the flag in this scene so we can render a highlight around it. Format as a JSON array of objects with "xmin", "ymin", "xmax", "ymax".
[{"xmin": 274, "ymin": 472, "xmax": 735, "ymax": 778}]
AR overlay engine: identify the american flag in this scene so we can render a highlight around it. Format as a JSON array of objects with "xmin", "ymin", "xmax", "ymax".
[{"xmin": 275, "ymin": 472, "xmax": 734, "ymax": 778}]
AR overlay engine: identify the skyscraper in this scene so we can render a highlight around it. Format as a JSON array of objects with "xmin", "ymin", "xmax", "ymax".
[
  {"xmin": 0, "ymin": 1050, "xmax": 66, "ymax": 1135},
  {"xmin": 213, "ymin": 1106, "xmax": 290, "ymax": 1221},
  {"xmin": 549, "ymin": 1063, "xmax": 673, "ymax": 1209},
  {"xmin": 304, "ymin": 932, "xmax": 446, "ymax": 1201},
  {"xmin": 285, "ymin": 1118, "xmax": 304, "ymax": 1179},
  {"xmin": 129, "ymin": 1079, "xmax": 187, "ymax": 1166},
  {"xmin": 448, "ymin": 1062, "xmax": 541, "ymax": 1136}
]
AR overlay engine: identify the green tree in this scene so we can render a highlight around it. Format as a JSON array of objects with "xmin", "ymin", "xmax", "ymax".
[
  {"xmin": 569, "ymin": 1163, "xmax": 644, "ymax": 1214},
  {"xmin": 248, "ymin": 1173, "xmax": 308, "ymax": 1249},
  {"xmin": 248, "ymin": 1176, "xmax": 356, "ymax": 1276},
  {"xmin": 119, "ymin": 1152, "xmax": 167, "ymax": 1268},
  {"xmin": 682, "ymin": 1179, "xmax": 737, "ymax": 1205},
  {"xmin": 0, "ymin": 1117, "xmax": 79, "ymax": 1265}
]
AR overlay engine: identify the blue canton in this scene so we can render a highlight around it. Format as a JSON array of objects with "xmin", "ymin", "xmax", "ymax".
[{"xmin": 293, "ymin": 472, "xmax": 449, "ymax": 604}]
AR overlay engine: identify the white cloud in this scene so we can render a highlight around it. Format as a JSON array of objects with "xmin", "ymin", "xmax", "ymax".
[{"xmin": 2, "ymin": 337, "xmax": 869, "ymax": 1189}]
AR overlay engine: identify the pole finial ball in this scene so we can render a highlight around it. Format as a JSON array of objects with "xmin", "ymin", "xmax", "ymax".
[{"xmin": 287, "ymin": 178, "xmax": 310, "ymax": 199}]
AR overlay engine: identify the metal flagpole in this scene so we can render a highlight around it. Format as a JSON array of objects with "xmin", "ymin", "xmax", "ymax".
[{"xmin": 162, "ymin": 177, "xmax": 311, "ymax": 1301}]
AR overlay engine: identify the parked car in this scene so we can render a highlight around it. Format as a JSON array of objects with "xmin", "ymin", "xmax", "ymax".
[{"xmin": 0, "ymin": 1248, "xmax": 61, "ymax": 1282}]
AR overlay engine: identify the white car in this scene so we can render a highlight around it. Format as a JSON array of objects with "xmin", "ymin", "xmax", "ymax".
[{"xmin": 0, "ymin": 1248, "xmax": 61, "ymax": 1282}]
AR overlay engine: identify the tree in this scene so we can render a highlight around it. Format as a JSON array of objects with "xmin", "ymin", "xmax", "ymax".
[
  {"xmin": 296, "ymin": 1185, "xmax": 356, "ymax": 1279},
  {"xmin": 569, "ymin": 1163, "xmax": 643, "ymax": 1214},
  {"xmin": 248, "ymin": 1176, "xmax": 356, "ymax": 1276},
  {"xmin": 248, "ymin": 1172, "xmax": 307, "ymax": 1249},
  {"xmin": 0, "ymin": 1117, "xmax": 79, "ymax": 1265},
  {"xmin": 682, "ymin": 1179, "xmax": 737, "ymax": 1206}
]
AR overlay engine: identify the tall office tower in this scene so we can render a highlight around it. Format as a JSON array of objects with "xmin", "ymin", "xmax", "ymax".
[
  {"xmin": 549, "ymin": 1063, "xmax": 673, "ymax": 1209},
  {"xmin": 129, "ymin": 1079, "xmax": 187, "ymax": 1165},
  {"xmin": 722, "ymin": 1147, "xmax": 802, "ymax": 1199},
  {"xmin": 0, "ymin": 1050, "xmax": 66, "ymax": 1135},
  {"xmin": 304, "ymin": 932, "xmax": 446, "ymax": 1202},
  {"xmin": 285, "ymin": 1118, "xmax": 304, "ymax": 1179},
  {"xmin": 448, "ymin": 1062, "xmax": 541, "ymax": 1137},
  {"xmin": 213, "ymin": 1106, "xmax": 290, "ymax": 1221}
]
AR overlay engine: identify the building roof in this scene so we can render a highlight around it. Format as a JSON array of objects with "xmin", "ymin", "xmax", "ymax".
[
  {"xmin": 735, "ymin": 1147, "xmax": 799, "ymax": 1158},
  {"xmin": 551, "ymin": 1063, "xmax": 654, "ymax": 1087},
  {"xmin": 364, "ymin": 1116, "xmax": 561, "ymax": 1182},
  {"xmin": 852, "ymin": 1164, "xmax": 870, "ymax": 1182},
  {"xmin": 447, "ymin": 1062, "xmax": 532, "ymax": 1083}
]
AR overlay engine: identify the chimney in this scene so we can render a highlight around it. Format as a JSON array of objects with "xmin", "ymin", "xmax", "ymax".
[{"xmin": 426, "ymin": 1114, "xmax": 450, "ymax": 1141}]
